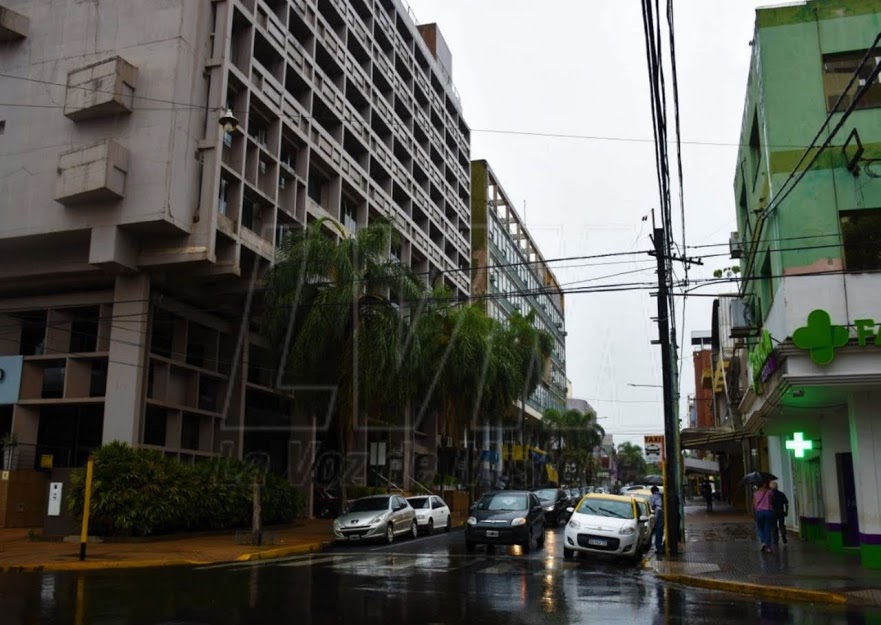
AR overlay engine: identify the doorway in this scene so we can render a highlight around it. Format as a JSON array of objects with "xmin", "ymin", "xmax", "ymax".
[{"xmin": 837, "ymin": 452, "xmax": 860, "ymax": 548}]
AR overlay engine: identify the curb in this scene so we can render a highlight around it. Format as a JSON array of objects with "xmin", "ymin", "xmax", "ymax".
[
  {"xmin": 236, "ymin": 540, "xmax": 335, "ymax": 562},
  {"xmin": 656, "ymin": 572, "xmax": 849, "ymax": 605},
  {"xmin": 0, "ymin": 559, "xmax": 208, "ymax": 574}
]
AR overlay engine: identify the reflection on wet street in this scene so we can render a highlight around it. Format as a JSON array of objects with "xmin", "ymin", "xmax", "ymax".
[{"xmin": 0, "ymin": 530, "xmax": 876, "ymax": 624}]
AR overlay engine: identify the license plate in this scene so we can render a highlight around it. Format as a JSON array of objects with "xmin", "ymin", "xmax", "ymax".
[
  {"xmin": 348, "ymin": 535, "xmax": 361, "ymax": 541},
  {"xmin": 485, "ymin": 530, "xmax": 499, "ymax": 538},
  {"xmin": 588, "ymin": 538, "xmax": 607, "ymax": 547}
]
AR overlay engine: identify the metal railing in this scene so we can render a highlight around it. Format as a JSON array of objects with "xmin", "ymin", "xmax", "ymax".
[{"xmin": 1, "ymin": 443, "xmax": 73, "ymax": 471}]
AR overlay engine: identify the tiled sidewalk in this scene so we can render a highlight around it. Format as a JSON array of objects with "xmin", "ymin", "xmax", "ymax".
[
  {"xmin": 652, "ymin": 504, "xmax": 881, "ymax": 605},
  {"xmin": 0, "ymin": 520, "xmax": 335, "ymax": 572}
]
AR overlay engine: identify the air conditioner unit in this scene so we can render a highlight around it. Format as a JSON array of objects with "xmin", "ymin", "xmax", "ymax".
[
  {"xmin": 729, "ymin": 232, "xmax": 743, "ymax": 259},
  {"xmin": 259, "ymin": 160, "xmax": 267, "ymax": 175},
  {"xmin": 729, "ymin": 298, "xmax": 756, "ymax": 338},
  {"xmin": 278, "ymin": 176, "xmax": 286, "ymax": 189}
]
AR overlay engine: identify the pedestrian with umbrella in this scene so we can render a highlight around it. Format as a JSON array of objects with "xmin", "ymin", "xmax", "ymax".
[{"xmin": 742, "ymin": 471, "xmax": 778, "ymax": 553}]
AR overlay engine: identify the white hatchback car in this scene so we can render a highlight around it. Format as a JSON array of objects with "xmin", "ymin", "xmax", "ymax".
[
  {"xmin": 563, "ymin": 494, "xmax": 648, "ymax": 562},
  {"xmin": 407, "ymin": 495, "xmax": 452, "ymax": 534}
]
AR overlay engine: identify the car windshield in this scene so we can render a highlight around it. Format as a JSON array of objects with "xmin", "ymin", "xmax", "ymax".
[
  {"xmin": 347, "ymin": 497, "xmax": 390, "ymax": 512},
  {"xmin": 577, "ymin": 499, "xmax": 635, "ymax": 519},
  {"xmin": 477, "ymin": 494, "xmax": 528, "ymax": 511},
  {"xmin": 408, "ymin": 497, "xmax": 430, "ymax": 509},
  {"xmin": 533, "ymin": 489, "xmax": 557, "ymax": 501}
]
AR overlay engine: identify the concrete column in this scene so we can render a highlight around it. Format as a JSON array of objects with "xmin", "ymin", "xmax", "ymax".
[
  {"xmin": 848, "ymin": 390, "xmax": 881, "ymax": 568},
  {"xmin": 820, "ymin": 411, "xmax": 850, "ymax": 551},
  {"xmin": 289, "ymin": 414, "xmax": 316, "ymax": 517},
  {"xmin": 102, "ymin": 275, "xmax": 150, "ymax": 444},
  {"xmin": 496, "ymin": 424, "xmax": 504, "ymax": 480}
]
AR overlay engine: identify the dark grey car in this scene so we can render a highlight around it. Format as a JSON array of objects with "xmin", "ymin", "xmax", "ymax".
[{"xmin": 465, "ymin": 491, "xmax": 545, "ymax": 553}]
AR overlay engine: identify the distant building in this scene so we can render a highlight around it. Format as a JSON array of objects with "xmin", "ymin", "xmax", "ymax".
[
  {"xmin": 566, "ymin": 398, "xmax": 594, "ymax": 416},
  {"xmin": 471, "ymin": 160, "xmax": 567, "ymax": 416}
]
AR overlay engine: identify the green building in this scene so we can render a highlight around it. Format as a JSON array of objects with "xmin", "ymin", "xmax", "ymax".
[{"xmin": 725, "ymin": 0, "xmax": 881, "ymax": 567}]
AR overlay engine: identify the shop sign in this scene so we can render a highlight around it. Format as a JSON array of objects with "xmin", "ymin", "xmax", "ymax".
[
  {"xmin": 748, "ymin": 330, "xmax": 776, "ymax": 393},
  {"xmin": 785, "ymin": 432, "xmax": 814, "ymax": 459},
  {"xmin": 793, "ymin": 309, "xmax": 881, "ymax": 365}
]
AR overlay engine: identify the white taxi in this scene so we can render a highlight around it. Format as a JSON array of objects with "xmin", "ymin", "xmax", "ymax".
[{"xmin": 563, "ymin": 494, "xmax": 648, "ymax": 562}]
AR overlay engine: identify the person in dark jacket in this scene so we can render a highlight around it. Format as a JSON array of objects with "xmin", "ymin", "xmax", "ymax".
[
  {"xmin": 770, "ymin": 481, "xmax": 789, "ymax": 544},
  {"xmin": 700, "ymin": 479, "xmax": 713, "ymax": 512}
]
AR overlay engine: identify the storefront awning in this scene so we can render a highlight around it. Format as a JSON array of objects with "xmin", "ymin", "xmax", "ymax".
[{"xmin": 680, "ymin": 427, "xmax": 750, "ymax": 450}]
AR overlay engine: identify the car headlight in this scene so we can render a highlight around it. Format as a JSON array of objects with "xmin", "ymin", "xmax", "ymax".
[
  {"xmin": 333, "ymin": 519, "xmax": 341, "ymax": 529},
  {"xmin": 544, "ymin": 506, "xmax": 554, "ymax": 512},
  {"xmin": 568, "ymin": 519, "xmax": 581, "ymax": 530},
  {"xmin": 369, "ymin": 516, "xmax": 383, "ymax": 524},
  {"xmin": 619, "ymin": 526, "xmax": 636, "ymax": 536},
  {"xmin": 416, "ymin": 514, "xmax": 425, "ymax": 519},
  {"xmin": 511, "ymin": 517, "xmax": 527, "ymax": 526},
  {"xmin": 467, "ymin": 516, "xmax": 478, "ymax": 525}
]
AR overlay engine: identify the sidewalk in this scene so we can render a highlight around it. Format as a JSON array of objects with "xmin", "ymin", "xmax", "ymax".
[
  {"xmin": 0, "ymin": 520, "xmax": 334, "ymax": 573},
  {"xmin": 651, "ymin": 503, "xmax": 881, "ymax": 606}
]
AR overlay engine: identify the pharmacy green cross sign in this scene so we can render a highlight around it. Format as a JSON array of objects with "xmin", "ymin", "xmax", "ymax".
[
  {"xmin": 785, "ymin": 432, "xmax": 814, "ymax": 458},
  {"xmin": 793, "ymin": 309, "xmax": 849, "ymax": 365}
]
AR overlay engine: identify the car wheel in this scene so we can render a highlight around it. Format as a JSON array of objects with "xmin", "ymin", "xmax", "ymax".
[
  {"xmin": 386, "ymin": 523, "xmax": 395, "ymax": 544},
  {"xmin": 466, "ymin": 540, "xmax": 477, "ymax": 553},
  {"xmin": 563, "ymin": 547, "xmax": 575, "ymax": 559},
  {"xmin": 410, "ymin": 520, "xmax": 418, "ymax": 539},
  {"xmin": 426, "ymin": 518, "xmax": 434, "ymax": 535},
  {"xmin": 444, "ymin": 515, "xmax": 452, "ymax": 532},
  {"xmin": 521, "ymin": 529, "xmax": 532, "ymax": 553}
]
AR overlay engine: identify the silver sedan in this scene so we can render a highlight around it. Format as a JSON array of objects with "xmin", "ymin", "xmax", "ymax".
[{"xmin": 333, "ymin": 494, "xmax": 418, "ymax": 544}]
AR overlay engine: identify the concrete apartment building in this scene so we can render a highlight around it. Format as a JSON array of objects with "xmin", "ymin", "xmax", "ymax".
[
  {"xmin": 0, "ymin": 0, "xmax": 470, "ymax": 510},
  {"xmin": 470, "ymin": 160, "xmax": 567, "ymax": 489}
]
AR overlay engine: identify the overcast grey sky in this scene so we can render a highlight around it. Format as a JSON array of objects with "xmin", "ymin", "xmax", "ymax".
[{"xmin": 406, "ymin": 0, "xmax": 767, "ymax": 446}]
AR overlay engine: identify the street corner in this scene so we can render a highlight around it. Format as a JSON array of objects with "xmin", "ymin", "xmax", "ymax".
[
  {"xmin": 237, "ymin": 539, "xmax": 336, "ymax": 563},
  {"xmin": 655, "ymin": 572, "xmax": 850, "ymax": 606}
]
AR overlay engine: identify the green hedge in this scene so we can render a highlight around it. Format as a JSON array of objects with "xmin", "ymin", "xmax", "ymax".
[{"xmin": 68, "ymin": 442, "xmax": 304, "ymax": 537}]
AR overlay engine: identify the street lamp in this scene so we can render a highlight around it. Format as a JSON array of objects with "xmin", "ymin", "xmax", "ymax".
[
  {"xmin": 627, "ymin": 383, "xmax": 663, "ymax": 388},
  {"xmin": 218, "ymin": 108, "xmax": 239, "ymax": 133}
]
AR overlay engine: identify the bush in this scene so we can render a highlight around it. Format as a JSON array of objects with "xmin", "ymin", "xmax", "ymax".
[{"xmin": 68, "ymin": 442, "xmax": 305, "ymax": 537}]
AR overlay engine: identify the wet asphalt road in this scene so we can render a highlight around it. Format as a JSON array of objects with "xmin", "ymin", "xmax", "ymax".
[{"xmin": 0, "ymin": 525, "xmax": 878, "ymax": 624}]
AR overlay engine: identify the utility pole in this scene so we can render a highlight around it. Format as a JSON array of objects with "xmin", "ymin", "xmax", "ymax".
[{"xmin": 649, "ymin": 226, "xmax": 701, "ymax": 557}]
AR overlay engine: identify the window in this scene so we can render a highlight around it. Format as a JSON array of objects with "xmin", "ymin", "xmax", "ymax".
[
  {"xmin": 218, "ymin": 179, "xmax": 229, "ymax": 216},
  {"xmin": 822, "ymin": 51, "xmax": 881, "ymax": 111},
  {"xmin": 241, "ymin": 196, "xmax": 254, "ymax": 230},
  {"xmin": 841, "ymin": 209, "xmax": 881, "ymax": 271},
  {"xmin": 748, "ymin": 112, "xmax": 762, "ymax": 186}
]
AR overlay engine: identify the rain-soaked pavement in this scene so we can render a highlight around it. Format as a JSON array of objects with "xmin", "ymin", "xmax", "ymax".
[{"xmin": 0, "ymin": 527, "xmax": 878, "ymax": 624}]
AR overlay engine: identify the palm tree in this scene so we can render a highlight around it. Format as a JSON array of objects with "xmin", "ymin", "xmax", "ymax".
[
  {"xmin": 261, "ymin": 217, "xmax": 426, "ymax": 504},
  {"xmin": 616, "ymin": 442, "xmax": 648, "ymax": 485},
  {"xmin": 414, "ymin": 303, "xmax": 532, "ymax": 490},
  {"xmin": 542, "ymin": 408, "xmax": 606, "ymax": 485}
]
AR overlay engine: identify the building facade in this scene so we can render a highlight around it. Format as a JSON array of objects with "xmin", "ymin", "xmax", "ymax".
[
  {"xmin": 0, "ymin": 0, "xmax": 470, "ymax": 507},
  {"xmin": 722, "ymin": 0, "xmax": 881, "ymax": 566},
  {"xmin": 470, "ymin": 160, "xmax": 567, "ymax": 415},
  {"xmin": 468, "ymin": 160, "xmax": 567, "ymax": 490}
]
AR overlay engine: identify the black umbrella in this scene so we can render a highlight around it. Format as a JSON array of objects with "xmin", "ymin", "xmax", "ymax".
[
  {"xmin": 740, "ymin": 471, "xmax": 778, "ymax": 485},
  {"xmin": 642, "ymin": 475, "xmax": 664, "ymax": 486}
]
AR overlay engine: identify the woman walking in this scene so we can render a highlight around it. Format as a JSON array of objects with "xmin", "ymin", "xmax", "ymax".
[{"xmin": 754, "ymin": 480, "xmax": 775, "ymax": 553}]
